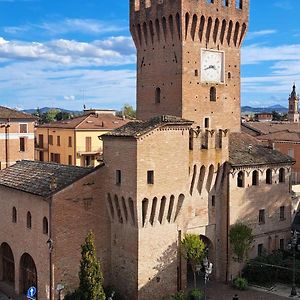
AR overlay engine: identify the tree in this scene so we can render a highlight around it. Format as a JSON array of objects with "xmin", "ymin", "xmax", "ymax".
[
  {"xmin": 272, "ymin": 110, "xmax": 281, "ymax": 121},
  {"xmin": 56, "ymin": 111, "xmax": 73, "ymax": 121},
  {"xmin": 41, "ymin": 109, "xmax": 60, "ymax": 124},
  {"xmin": 78, "ymin": 231, "xmax": 105, "ymax": 300},
  {"xmin": 181, "ymin": 234, "xmax": 206, "ymax": 289},
  {"xmin": 229, "ymin": 223, "xmax": 254, "ymax": 271},
  {"xmin": 121, "ymin": 104, "xmax": 136, "ymax": 119}
]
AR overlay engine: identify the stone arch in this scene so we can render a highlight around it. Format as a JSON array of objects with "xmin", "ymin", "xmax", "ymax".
[
  {"xmin": 176, "ymin": 13, "xmax": 181, "ymax": 40},
  {"xmin": 191, "ymin": 14, "xmax": 198, "ymax": 41},
  {"xmin": 136, "ymin": 23, "xmax": 142, "ymax": 46},
  {"xmin": 233, "ymin": 21, "xmax": 240, "ymax": 46},
  {"xmin": 169, "ymin": 15, "xmax": 174, "ymax": 40},
  {"xmin": 206, "ymin": 17, "xmax": 213, "ymax": 44},
  {"xmin": 19, "ymin": 253, "xmax": 37, "ymax": 297},
  {"xmin": 155, "ymin": 19, "xmax": 161, "ymax": 42},
  {"xmin": 149, "ymin": 20, "xmax": 155, "ymax": 44},
  {"xmin": 266, "ymin": 168, "xmax": 272, "ymax": 184},
  {"xmin": 213, "ymin": 18, "xmax": 220, "ymax": 43},
  {"xmin": 121, "ymin": 197, "xmax": 128, "ymax": 223},
  {"xmin": 206, "ymin": 165, "xmax": 214, "ymax": 192},
  {"xmin": 0, "ymin": 242, "xmax": 15, "ymax": 287},
  {"xmin": 237, "ymin": 171, "xmax": 245, "ymax": 187},
  {"xmin": 167, "ymin": 195, "xmax": 175, "ymax": 223},
  {"xmin": 185, "ymin": 12, "xmax": 190, "ymax": 40},
  {"xmin": 162, "ymin": 16, "xmax": 167, "ymax": 42},
  {"xmin": 227, "ymin": 20, "xmax": 233, "ymax": 45},
  {"xmin": 199, "ymin": 15, "xmax": 205, "ymax": 42},
  {"xmin": 190, "ymin": 164, "xmax": 197, "ymax": 195},
  {"xmin": 128, "ymin": 198, "xmax": 135, "ymax": 226},
  {"xmin": 158, "ymin": 196, "xmax": 167, "ymax": 224},
  {"xmin": 220, "ymin": 19, "xmax": 226, "ymax": 44},
  {"xmin": 107, "ymin": 193, "xmax": 114, "ymax": 220},
  {"xmin": 279, "ymin": 168, "xmax": 285, "ymax": 183},
  {"xmin": 252, "ymin": 170, "xmax": 259, "ymax": 186},
  {"xmin": 143, "ymin": 22, "xmax": 148, "ymax": 45},
  {"xmin": 149, "ymin": 197, "xmax": 158, "ymax": 225},
  {"xmin": 197, "ymin": 165, "xmax": 206, "ymax": 194},
  {"xmin": 142, "ymin": 198, "xmax": 149, "ymax": 227},
  {"xmin": 239, "ymin": 23, "xmax": 247, "ymax": 46},
  {"xmin": 114, "ymin": 195, "xmax": 123, "ymax": 223},
  {"xmin": 174, "ymin": 194, "xmax": 185, "ymax": 221}
]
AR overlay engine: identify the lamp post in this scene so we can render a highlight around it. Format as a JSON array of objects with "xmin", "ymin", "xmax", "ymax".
[{"xmin": 291, "ymin": 230, "xmax": 298, "ymax": 297}]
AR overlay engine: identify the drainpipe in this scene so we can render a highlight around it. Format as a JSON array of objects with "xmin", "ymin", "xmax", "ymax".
[
  {"xmin": 5, "ymin": 119, "xmax": 10, "ymax": 168},
  {"xmin": 226, "ymin": 163, "xmax": 230, "ymax": 282}
]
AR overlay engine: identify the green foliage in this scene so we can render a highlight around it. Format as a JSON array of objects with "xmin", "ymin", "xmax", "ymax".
[
  {"xmin": 56, "ymin": 111, "xmax": 73, "ymax": 121},
  {"xmin": 120, "ymin": 104, "xmax": 136, "ymax": 119},
  {"xmin": 41, "ymin": 109, "xmax": 60, "ymax": 124},
  {"xmin": 243, "ymin": 250, "xmax": 300, "ymax": 287},
  {"xmin": 78, "ymin": 231, "xmax": 105, "ymax": 300},
  {"xmin": 189, "ymin": 288, "xmax": 204, "ymax": 299},
  {"xmin": 229, "ymin": 223, "xmax": 254, "ymax": 263},
  {"xmin": 232, "ymin": 276, "xmax": 248, "ymax": 290},
  {"xmin": 181, "ymin": 234, "xmax": 206, "ymax": 289},
  {"xmin": 170, "ymin": 291, "xmax": 187, "ymax": 300}
]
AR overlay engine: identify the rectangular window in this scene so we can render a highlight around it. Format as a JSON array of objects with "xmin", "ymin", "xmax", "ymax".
[
  {"xmin": 204, "ymin": 118, "xmax": 209, "ymax": 128},
  {"xmin": 39, "ymin": 151, "xmax": 44, "ymax": 162},
  {"xmin": 49, "ymin": 135, "xmax": 53, "ymax": 145},
  {"xmin": 57, "ymin": 136, "xmax": 61, "ymax": 146},
  {"xmin": 19, "ymin": 123, "xmax": 28, "ymax": 133},
  {"xmin": 147, "ymin": 170, "xmax": 154, "ymax": 184},
  {"xmin": 259, "ymin": 209, "xmax": 265, "ymax": 224},
  {"xmin": 280, "ymin": 206, "xmax": 285, "ymax": 221},
  {"xmin": 68, "ymin": 155, "xmax": 72, "ymax": 165},
  {"xmin": 116, "ymin": 170, "xmax": 121, "ymax": 185},
  {"xmin": 50, "ymin": 153, "xmax": 60, "ymax": 163},
  {"xmin": 258, "ymin": 243, "xmax": 263, "ymax": 256},
  {"xmin": 212, "ymin": 195, "xmax": 216, "ymax": 207},
  {"xmin": 68, "ymin": 136, "xmax": 72, "ymax": 147},
  {"xmin": 280, "ymin": 239, "xmax": 285, "ymax": 251},
  {"xmin": 19, "ymin": 137, "xmax": 25, "ymax": 152},
  {"xmin": 38, "ymin": 134, "xmax": 44, "ymax": 148},
  {"xmin": 50, "ymin": 153, "xmax": 54, "ymax": 162},
  {"xmin": 86, "ymin": 137, "xmax": 92, "ymax": 152}
]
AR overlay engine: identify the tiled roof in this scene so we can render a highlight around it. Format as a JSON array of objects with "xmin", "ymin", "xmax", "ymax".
[
  {"xmin": 0, "ymin": 160, "xmax": 98, "ymax": 197},
  {"xmin": 229, "ymin": 132, "xmax": 295, "ymax": 167},
  {"xmin": 242, "ymin": 122, "xmax": 300, "ymax": 135},
  {"xmin": 38, "ymin": 113, "xmax": 129, "ymax": 130},
  {"xmin": 257, "ymin": 130, "xmax": 300, "ymax": 143},
  {"xmin": 103, "ymin": 115, "xmax": 193, "ymax": 138},
  {"xmin": 0, "ymin": 106, "xmax": 36, "ymax": 120}
]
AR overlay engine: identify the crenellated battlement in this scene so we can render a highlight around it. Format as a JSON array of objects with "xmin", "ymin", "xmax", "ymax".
[{"xmin": 130, "ymin": 0, "xmax": 248, "ymax": 49}]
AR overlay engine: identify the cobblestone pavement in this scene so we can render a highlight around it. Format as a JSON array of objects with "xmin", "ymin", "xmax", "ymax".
[{"xmin": 206, "ymin": 282, "xmax": 290, "ymax": 300}]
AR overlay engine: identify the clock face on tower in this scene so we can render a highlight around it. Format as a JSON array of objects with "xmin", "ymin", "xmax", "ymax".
[{"xmin": 201, "ymin": 49, "xmax": 225, "ymax": 83}]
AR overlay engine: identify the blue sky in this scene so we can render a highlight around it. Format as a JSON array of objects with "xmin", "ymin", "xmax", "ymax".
[{"xmin": 0, "ymin": 0, "xmax": 298, "ymax": 110}]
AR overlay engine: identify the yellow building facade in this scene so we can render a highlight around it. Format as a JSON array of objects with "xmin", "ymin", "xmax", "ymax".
[{"xmin": 35, "ymin": 111, "xmax": 129, "ymax": 167}]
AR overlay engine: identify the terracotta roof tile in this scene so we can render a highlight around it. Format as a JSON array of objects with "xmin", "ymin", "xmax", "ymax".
[
  {"xmin": 229, "ymin": 132, "xmax": 295, "ymax": 167},
  {"xmin": 103, "ymin": 115, "xmax": 193, "ymax": 138},
  {"xmin": 257, "ymin": 130, "xmax": 300, "ymax": 142},
  {"xmin": 38, "ymin": 113, "xmax": 129, "ymax": 130},
  {"xmin": 0, "ymin": 160, "xmax": 99, "ymax": 197},
  {"xmin": 0, "ymin": 106, "xmax": 37, "ymax": 120},
  {"xmin": 242, "ymin": 122, "xmax": 300, "ymax": 135}
]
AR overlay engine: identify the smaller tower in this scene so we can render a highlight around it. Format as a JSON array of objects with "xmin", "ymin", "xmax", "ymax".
[{"xmin": 288, "ymin": 84, "xmax": 299, "ymax": 123}]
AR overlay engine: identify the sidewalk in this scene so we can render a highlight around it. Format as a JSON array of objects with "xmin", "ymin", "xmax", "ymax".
[{"xmin": 206, "ymin": 281, "xmax": 293, "ymax": 300}]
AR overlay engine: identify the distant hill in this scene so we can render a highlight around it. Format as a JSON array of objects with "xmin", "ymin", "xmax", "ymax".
[
  {"xmin": 241, "ymin": 105, "xmax": 287, "ymax": 114},
  {"xmin": 22, "ymin": 107, "xmax": 82, "ymax": 115}
]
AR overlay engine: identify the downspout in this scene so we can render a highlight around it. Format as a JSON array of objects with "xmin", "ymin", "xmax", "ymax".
[
  {"xmin": 47, "ymin": 128, "xmax": 50, "ymax": 162},
  {"xmin": 5, "ymin": 119, "xmax": 10, "ymax": 168},
  {"xmin": 74, "ymin": 130, "xmax": 76, "ymax": 166}
]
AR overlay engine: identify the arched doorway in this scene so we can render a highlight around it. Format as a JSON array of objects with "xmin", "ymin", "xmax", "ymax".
[
  {"xmin": 186, "ymin": 235, "xmax": 214, "ymax": 289},
  {"xmin": 0, "ymin": 242, "xmax": 15, "ymax": 286},
  {"xmin": 20, "ymin": 253, "xmax": 37, "ymax": 298}
]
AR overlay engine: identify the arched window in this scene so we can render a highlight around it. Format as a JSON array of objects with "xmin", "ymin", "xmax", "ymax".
[
  {"xmin": 43, "ymin": 217, "xmax": 48, "ymax": 235},
  {"xmin": 189, "ymin": 129, "xmax": 194, "ymax": 150},
  {"xmin": 155, "ymin": 87, "xmax": 161, "ymax": 104},
  {"xmin": 237, "ymin": 171, "xmax": 245, "ymax": 187},
  {"xmin": 210, "ymin": 87, "xmax": 216, "ymax": 102},
  {"xmin": 279, "ymin": 168, "xmax": 285, "ymax": 183},
  {"xmin": 236, "ymin": 0, "xmax": 243, "ymax": 9},
  {"xmin": 27, "ymin": 211, "xmax": 32, "ymax": 229},
  {"xmin": 252, "ymin": 170, "xmax": 259, "ymax": 186},
  {"xmin": 266, "ymin": 169, "xmax": 272, "ymax": 184},
  {"xmin": 12, "ymin": 207, "xmax": 17, "ymax": 223},
  {"xmin": 223, "ymin": 0, "xmax": 229, "ymax": 6}
]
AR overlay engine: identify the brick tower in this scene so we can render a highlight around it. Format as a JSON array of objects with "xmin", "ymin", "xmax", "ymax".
[
  {"xmin": 130, "ymin": 0, "xmax": 249, "ymax": 132},
  {"xmin": 288, "ymin": 84, "xmax": 299, "ymax": 123}
]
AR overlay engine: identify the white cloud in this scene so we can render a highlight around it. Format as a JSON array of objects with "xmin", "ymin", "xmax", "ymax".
[
  {"xmin": 246, "ymin": 30, "xmax": 277, "ymax": 40},
  {"xmin": 0, "ymin": 36, "xmax": 135, "ymax": 66},
  {"xmin": 3, "ymin": 18, "xmax": 126, "ymax": 37}
]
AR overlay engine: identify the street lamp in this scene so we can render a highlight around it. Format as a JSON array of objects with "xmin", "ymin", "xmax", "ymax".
[{"xmin": 290, "ymin": 230, "xmax": 298, "ymax": 297}]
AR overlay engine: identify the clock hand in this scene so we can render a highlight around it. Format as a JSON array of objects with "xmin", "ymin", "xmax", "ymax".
[{"xmin": 204, "ymin": 65, "xmax": 214, "ymax": 70}]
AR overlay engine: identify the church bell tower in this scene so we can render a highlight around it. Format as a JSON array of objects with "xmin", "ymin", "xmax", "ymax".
[
  {"xmin": 130, "ymin": 0, "xmax": 249, "ymax": 132},
  {"xmin": 288, "ymin": 84, "xmax": 299, "ymax": 123}
]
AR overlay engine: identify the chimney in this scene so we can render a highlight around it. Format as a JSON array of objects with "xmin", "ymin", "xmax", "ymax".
[{"xmin": 50, "ymin": 176, "xmax": 57, "ymax": 191}]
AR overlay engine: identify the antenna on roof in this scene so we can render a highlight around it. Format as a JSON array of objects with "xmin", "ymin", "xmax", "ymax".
[{"xmin": 81, "ymin": 88, "xmax": 86, "ymax": 110}]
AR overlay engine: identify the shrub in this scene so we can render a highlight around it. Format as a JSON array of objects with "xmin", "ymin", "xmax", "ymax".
[
  {"xmin": 170, "ymin": 290, "xmax": 187, "ymax": 300},
  {"xmin": 233, "ymin": 276, "xmax": 248, "ymax": 290},
  {"xmin": 189, "ymin": 288, "xmax": 204, "ymax": 299}
]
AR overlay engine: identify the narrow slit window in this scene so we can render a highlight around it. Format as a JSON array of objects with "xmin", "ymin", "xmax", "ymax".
[
  {"xmin": 266, "ymin": 169, "xmax": 272, "ymax": 184},
  {"xmin": 116, "ymin": 170, "xmax": 122, "ymax": 185},
  {"xmin": 155, "ymin": 87, "xmax": 161, "ymax": 104},
  {"xmin": 210, "ymin": 87, "xmax": 217, "ymax": 102},
  {"xmin": 12, "ymin": 207, "xmax": 17, "ymax": 223},
  {"xmin": 205, "ymin": 118, "xmax": 209, "ymax": 129},
  {"xmin": 147, "ymin": 170, "xmax": 154, "ymax": 184}
]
